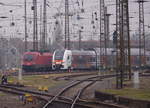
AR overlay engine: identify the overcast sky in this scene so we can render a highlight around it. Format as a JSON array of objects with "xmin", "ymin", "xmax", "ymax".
[{"xmin": 0, "ymin": 0, "xmax": 150, "ymax": 41}]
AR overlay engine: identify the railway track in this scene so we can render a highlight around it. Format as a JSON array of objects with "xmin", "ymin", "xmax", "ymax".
[
  {"xmin": 42, "ymin": 74, "xmax": 126, "ymax": 108},
  {"xmin": 42, "ymin": 79, "xmax": 97, "ymax": 108},
  {"xmin": 1, "ymin": 73, "xmax": 149, "ymax": 108},
  {"xmin": 70, "ymin": 81, "xmax": 96, "ymax": 108},
  {"xmin": 53, "ymin": 72, "xmax": 97, "ymax": 81},
  {"xmin": 0, "ymin": 84, "xmax": 73, "ymax": 102},
  {"xmin": 0, "ymin": 85, "xmax": 48, "ymax": 105},
  {"xmin": 10, "ymin": 69, "xmax": 99, "ymax": 76},
  {"xmin": 0, "ymin": 77, "xmax": 99, "ymax": 108},
  {"xmin": 0, "ymin": 83, "xmax": 125, "ymax": 108}
]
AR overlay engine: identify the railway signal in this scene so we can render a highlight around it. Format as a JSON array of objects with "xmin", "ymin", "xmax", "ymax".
[
  {"xmin": 78, "ymin": 29, "xmax": 83, "ymax": 50},
  {"xmin": 113, "ymin": 31, "xmax": 117, "ymax": 46}
]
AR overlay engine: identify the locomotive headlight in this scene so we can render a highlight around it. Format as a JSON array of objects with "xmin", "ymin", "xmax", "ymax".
[
  {"xmin": 55, "ymin": 60, "xmax": 64, "ymax": 64},
  {"xmin": 56, "ymin": 62, "xmax": 61, "ymax": 64}
]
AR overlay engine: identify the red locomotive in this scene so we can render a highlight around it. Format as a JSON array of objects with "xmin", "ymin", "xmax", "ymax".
[{"xmin": 22, "ymin": 52, "xmax": 52, "ymax": 72}]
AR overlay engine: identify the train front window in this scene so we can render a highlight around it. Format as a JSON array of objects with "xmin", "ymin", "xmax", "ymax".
[
  {"xmin": 24, "ymin": 54, "xmax": 34, "ymax": 61},
  {"xmin": 55, "ymin": 50, "xmax": 65, "ymax": 60}
]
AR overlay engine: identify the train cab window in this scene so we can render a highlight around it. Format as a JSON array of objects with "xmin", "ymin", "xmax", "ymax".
[
  {"xmin": 55, "ymin": 50, "xmax": 65, "ymax": 60},
  {"xmin": 24, "ymin": 54, "xmax": 34, "ymax": 61},
  {"xmin": 67, "ymin": 56, "xmax": 71, "ymax": 60}
]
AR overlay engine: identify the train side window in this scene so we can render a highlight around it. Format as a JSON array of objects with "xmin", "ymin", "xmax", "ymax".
[
  {"xmin": 78, "ymin": 56, "xmax": 85, "ymax": 63},
  {"xmin": 93, "ymin": 57, "xmax": 96, "ymax": 62},
  {"xmin": 147, "ymin": 57, "xmax": 150, "ymax": 61},
  {"xmin": 89, "ymin": 57, "xmax": 96, "ymax": 62}
]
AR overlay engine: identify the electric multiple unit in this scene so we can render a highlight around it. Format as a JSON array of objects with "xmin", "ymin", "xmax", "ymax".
[
  {"xmin": 52, "ymin": 49, "xmax": 97, "ymax": 70},
  {"xmin": 52, "ymin": 48, "xmax": 150, "ymax": 70}
]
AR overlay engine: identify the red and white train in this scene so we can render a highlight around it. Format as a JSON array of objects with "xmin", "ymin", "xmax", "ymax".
[{"xmin": 22, "ymin": 48, "xmax": 150, "ymax": 72}]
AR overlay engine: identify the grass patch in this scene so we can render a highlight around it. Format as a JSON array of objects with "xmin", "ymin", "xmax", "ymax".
[
  {"xmin": 0, "ymin": 92, "xmax": 6, "ymax": 96},
  {"xmin": 101, "ymin": 88, "xmax": 150, "ymax": 101},
  {"xmin": 7, "ymin": 74, "xmax": 68, "ymax": 88}
]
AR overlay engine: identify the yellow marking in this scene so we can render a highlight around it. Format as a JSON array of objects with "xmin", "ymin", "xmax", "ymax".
[
  {"xmin": 25, "ymin": 93, "xmax": 31, "ymax": 97},
  {"xmin": 38, "ymin": 86, "xmax": 43, "ymax": 91},
  {"xmin": 44, "ymin": 75, "xmax": 49, "ymax": 79},
  {"xmin": 43, "ymin": 86, "xmax": 48, "ymax": 92},
  {"xmin": 8, "ymin": 80, "xmax": 13, "ymax": 84},
  {"xmin": 25, "ymin": 94, "xmax": 34, "ymax": 102}
]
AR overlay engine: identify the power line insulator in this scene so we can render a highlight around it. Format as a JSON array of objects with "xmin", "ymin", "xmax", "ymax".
[
  {"xmin": 55, "ymin": 21, "xmax": 59, "ymax": 25},
  {"xmin": 31, "ymin": 6, "xmax": 34, "ymax": 10},
  {"xmin": 81, "ymin": 8, "xmax": 84, "ymax": 13},
  {"xmin": 9, "ymin": 10, "xmax": 13, "ymax": 13},
  {"xmin": 91, "ymin": 20, "xmax": 94, "ymax": 24},
  {"xmin": 93, "ymin": 25, "xmax": 95, "ymax": 29},
  {"xmin": 10, "ymin": 22, "xmax": 15, "ymax": 26}
]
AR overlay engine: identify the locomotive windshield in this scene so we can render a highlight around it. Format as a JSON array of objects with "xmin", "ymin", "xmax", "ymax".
[
  {"xmin": 24, "ymin": 54, "xmax": 34, "ymax": 61},
  {"xmin": 55, "ymin": 50, "xmax": 65, "ymax": 60}
]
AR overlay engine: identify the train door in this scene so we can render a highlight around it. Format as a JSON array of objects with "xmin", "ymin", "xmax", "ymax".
[{"xmin": 67, "ymin": 55, "xmax": 72, "ymax": 69}]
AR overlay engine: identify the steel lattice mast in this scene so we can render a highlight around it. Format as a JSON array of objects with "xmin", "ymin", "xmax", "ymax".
[
  {"xmin": 42, "ymin": 0, "xmax": 47, "ymax": 50},
  {"xmin": 137, "ymin": 0, "xmax": 146, "ymax": 68},
  {"xmin": 122, "ymin": 0, "xmax": 131, "ymax": 80},
  {"xmin": 65, "ymin": 0, "xmax": 70, "ymax": 49},
  {"xmin": 24, "ymin": 0, "xmax": 28, "ymax": 52},
  {"xmin": 116, "ymin": 0, "xmax": 131, "ymax": 88},
  {"xmin": 99, "ymin": 0, "xmax": 105, "ymax": 70},
  {"xmin": 33, "ymin": 0, "xmax": 38, "ymax": 51},
  {"xmin": 40, "ymin": 5, "xmax": 42, "ymax": 50},
  {"xmin": 116, "ymin": 0, "xmax": 120, "ymax": 87},
  {"xmin": 126, "ymin": 0, "xmax": 131, "ymax": 80},
  {"xmin": 104, "ymin": 7, "xmax": 107, "ymax": 69}
]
